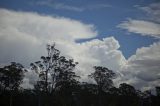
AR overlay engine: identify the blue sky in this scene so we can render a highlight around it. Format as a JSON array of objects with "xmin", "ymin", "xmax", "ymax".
[{"xmin": 0, "ymin": 0, "xmax": 159, "ymax": 58}]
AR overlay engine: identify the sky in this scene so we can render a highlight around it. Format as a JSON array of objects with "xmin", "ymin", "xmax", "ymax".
[{"xmin": 0, "ymin": 0, "xmax": 160, "ymax": 90}]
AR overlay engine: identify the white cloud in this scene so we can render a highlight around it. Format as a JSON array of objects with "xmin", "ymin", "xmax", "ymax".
[
  {"xmin": 74, "ymin": 37, "xmax": 127, "ymax": 82},
  {"xmin": 119, "ymin": 42, "xmax": 160, "ymax": 90},
  {"xmin": 118, "ymin": 2, "xmax": 160, "ymax": 39},
  {"xmin": 117, "ymin": 3, "xmax": 160, "ymax": 89},
  {"xmin": 21, "ymin": 69, "xmax": 38, "ymax": 89},
  {"xmin": 0, "ymin": 8, "xmax": 97, "ymax": 65},
  {"xmin": 118, "ymin": 19, "xmax": 160, "ymax": 38},
  {"xmin": 0, "ymin": 8, "xmax": 97, "ymax": 86},
  {"xmin": 0, "ymin": 8, "xmax": 124, "ymax": 88},
  {"xmin": 0, "ymin": 8, "xmax": 159, "ymax": 90},
  {"xmin": 79, "ymin": 37, "xmax": 126, "ymax": 71}
]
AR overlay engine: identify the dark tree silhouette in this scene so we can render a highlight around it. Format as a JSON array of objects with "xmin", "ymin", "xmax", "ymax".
[
  {"xmin": 0, "ymin": 62, "xmax": 27, "ymax": 106},
  {"xmin": 78, "ymin": 82, "xmax": 98, "ymax": 106},
  {"xmin": 0, "ymin": 62, "xmax": 26, "ymax": 91},
  {"xmin": 89, "ymin": 66, "xmax": 116, "ymax": 106},
  {"xmin": 154, "ymin": 86, "xmax": 160, "ymax": 106},
  {"xmin": 118, "ymin": 83, "xmax": 141, "ymax": 106},
  {"xmin": 31, "ymin": 44, "xmax": 79, "ymax": 94},
  {"xmin": 30, "ymin": 44, "xmax": 61, "ymax": 93},
  {"xmin": 89, "ymin": 66, "xmax": 116, "ymax": 91},
  {"xmin": 156, "ymin": 86, "xmax": 160, "ymax": 96},
  {"xmin": 30, "ymin": 44, "xmax": 80, "ymax": 106},
  {"xmin": 119, "ymin": 83, "xmax": 137, "ymax": 96},
  {"xmin": 0, "ymin": 44, "xmax": 160, "ymax": 106}
]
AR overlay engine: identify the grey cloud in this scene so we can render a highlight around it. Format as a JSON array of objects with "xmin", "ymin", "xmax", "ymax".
[
  {"xmin": 139, "ymin": 2, "xmax": 160, "ymax": 23},
  {"xmin": 130, "ymin": 59, "xmax": 160, "ymax": 67},
  {"xmin": 121, "ymin": 42, "xmax": 160, "ymax": 90}
]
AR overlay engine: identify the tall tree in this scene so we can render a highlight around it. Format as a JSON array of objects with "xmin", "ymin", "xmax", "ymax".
[
  {"xmin": 30, "ymin": 44, "xmax": 79, "ymax": 94},
  {"xmin": 30, "ymin": 44, "xmax": 60, "ymax": 93}
]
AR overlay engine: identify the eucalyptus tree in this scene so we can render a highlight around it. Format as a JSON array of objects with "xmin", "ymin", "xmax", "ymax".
[{"xmin": 30, "ymin": 44, "xmax": 79, "ymax": 94}]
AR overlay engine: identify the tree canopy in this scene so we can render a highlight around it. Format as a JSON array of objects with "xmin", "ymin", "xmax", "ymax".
[{"xmin": 0, "ymin": 62, "xmax": 27, "ymax": 91}]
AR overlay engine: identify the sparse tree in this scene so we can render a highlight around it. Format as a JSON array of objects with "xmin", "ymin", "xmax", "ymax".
[{"xmin": 30, "ymin": 44, "xmax": 79, "ymax": 94}]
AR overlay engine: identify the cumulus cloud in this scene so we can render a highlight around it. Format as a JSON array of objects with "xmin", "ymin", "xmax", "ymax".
[
  {"xmin": 79, "ymin": 37, "xmax": 126, "ymax": 71},
  {"xmin": 0, "ymin": 8, "xmax": 97, "ymax": 88},
  {"xmin": 74, "ymin": 37, "xmax": 127, "ymax": 82},
  {"xmin": 118, "ymin": 2, "xmax": 160, "ymax": 39},
  {"xmin": 0, "ymin": 8, "xmax": 159, "ymax": 90},
  {"xmin": 119, "ymin": 42, "xmax": 160, "ymax": 90},
  {"xmin": 116, "ymin": 2, "xmax": 160, "ymax": 90},
  {"xmin": 0, "ymin": 8, "xmax": 97, "ymax": 65},
  {"xmin": 128, "ymin": 42, "xmax": 160, "ymax": 81},
  {"xmin": 0, "ymin": 8, "xmax": 125, "ymax": 88}
]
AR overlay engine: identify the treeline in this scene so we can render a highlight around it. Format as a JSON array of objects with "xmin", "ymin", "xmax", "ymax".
[{"xmin": 0, "ymin": 44, "xmax": 160, "ymax": 106}]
